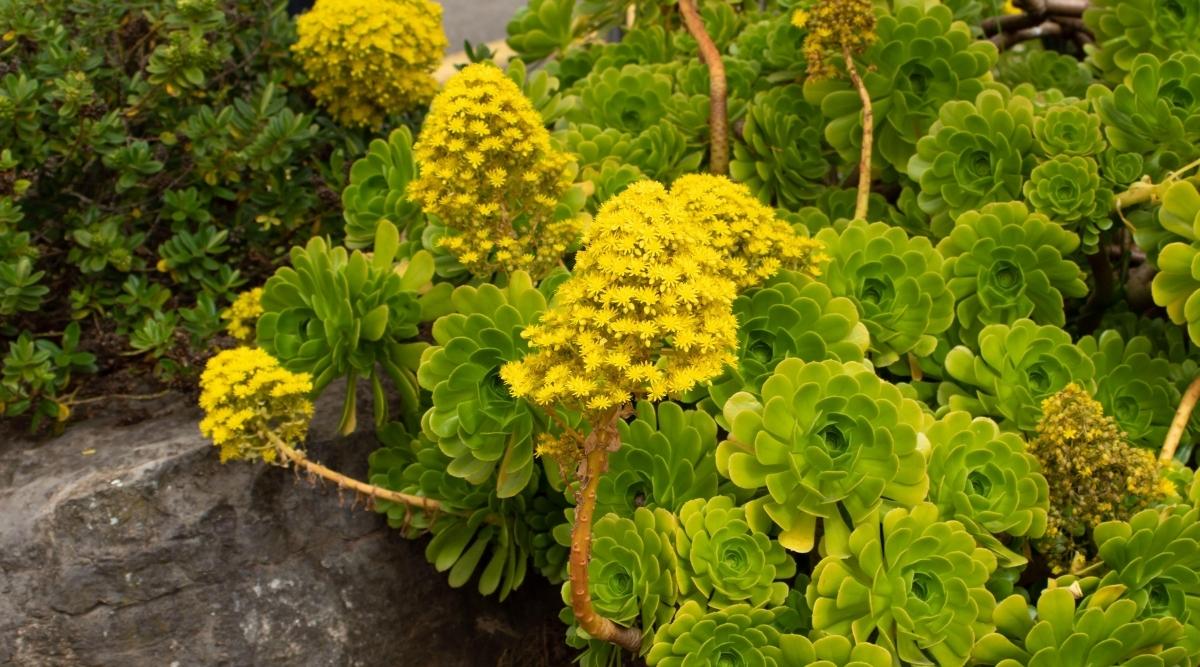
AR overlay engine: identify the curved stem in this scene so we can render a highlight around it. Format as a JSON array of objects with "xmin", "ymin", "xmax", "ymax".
[
  {"xmin": 568, "ymin": 414, "xmax": 642, "ymax": 653},
  {"xmin": 842, "ymin": 46, "xmax": 873, "ymax": 221},
  {"xmin": 1162, "ymin": 377, "xmax": 1200, "ymax": 465},
  {"xmin": 1114, "ymin": 158, "xmax": 1200, "ymax": 211},
  {"xmin": 678, "ymin": 0, "xmax": 728, "ymax": 176},
  {"xmin": 269, "ymin": 433, "xmax": 449, "ymax": 514}
]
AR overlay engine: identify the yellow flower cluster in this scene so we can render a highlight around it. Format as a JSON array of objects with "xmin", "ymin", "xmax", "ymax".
[
  {"xmin": 291, "ymin": 0, "xmax": 446, "ymax": 127},
  {"xmin": 670, "ymin": 174, "xmax": 825, "ymax": 289},
  {"xmin": 408, "ymin": 63, "xmax": 579, "ymax": 279},
  {"xmin": 221, "ymin": 287, "xmax": 263, "ymax": 342},
  {"xmin": 198, "ymin": 347, "xmax": 314, "ymax": 463},
  {"xmin": 502, "ymin": 177, "xmax": 820, "ymax": 414},
  {"xmin": 794, "ymin": 0, "xmax": 878, "ymax": 80},
  {"xmin": 1030, "ymin": 383, "xmax": 1166, "ymax": 572}
]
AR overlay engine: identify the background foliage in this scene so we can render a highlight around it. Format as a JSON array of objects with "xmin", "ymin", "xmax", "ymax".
[{"xmin": 19, "ymin": 0, "xmax": 1200, "ymax": 665}]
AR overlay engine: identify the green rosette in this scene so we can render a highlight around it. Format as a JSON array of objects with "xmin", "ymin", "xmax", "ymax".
[
  {"xmin": 675, "ymin": 495, "xmax": 796, "ymax": 610},
  {"xmin": 937, "ymin": 201, "xmax": 1087, "ymax": 347},
  {"xmin": 908, "ymin": 88, "xmax": 1036, "ymax": 237},
  {"xmin": 942, "ymin": 320, "xmax": 1095, "ymax": 432},
  {"xmin": 717, "ymin": 358, "xmax": 929, "ymax": 553},
  {"xmin": 418, "ymin": 271, "xmax": 548, "ymax": 497},
  {"xmin": 646, "ymin": 600, "xmax": 813, "ymax": 667},
  {"xmin": 974, "ymin": 588, "xmax": 1193, "ymax": 666},
  {"xmin": 1077, "ymin": 330, "xmax": 1181, "ymax": 449},
  {"xmin": 813, "ymin": 220, "xmax": 953, "ymax": 367},
  {"xmin": 808, "ymin": 503, "xmax": 997, "ymax": 666},
  {"xmin": 596, "ymin": 400, "xmax": 720, "ymax": 518}
]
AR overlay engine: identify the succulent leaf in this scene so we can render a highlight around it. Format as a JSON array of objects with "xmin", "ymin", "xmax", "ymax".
[
  {"xmin": 675, "ymin": 495, "xmax": 796, "ymax": 610},
  {"xmin": 813, "ymin": 220, "xmax": 953, "ymax": 366},
  {"xmin": 943, "ymin": 320, "xmax": 1095, "ymax": 432},
  {"xmin": 418, "ymin": 272, "xmax": 550, "ymax": 497},
  {"xmin": 937, "ymin": 202, "xmax": 1087, "ymax": 346},
  {"xmin": 809, "ymin": 503, "xmax": 998, "ymax": 666},
  {"xmin": 717, "ymin": 358, "xmax": 929, "ymax": 553}
]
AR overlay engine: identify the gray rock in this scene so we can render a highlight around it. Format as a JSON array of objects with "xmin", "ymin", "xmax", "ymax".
[{"xmin": 0, "ymin": 393, "xmax": 567, "ymax": 667}]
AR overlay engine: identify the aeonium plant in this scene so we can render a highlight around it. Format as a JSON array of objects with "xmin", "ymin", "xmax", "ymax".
[
  {"xmin": 257, "ymin": 220, "xmax": 451, "ymax": 434},
  {"xmin": 501, "ymin": 176, "xmax": 822, "ymax": 654}
]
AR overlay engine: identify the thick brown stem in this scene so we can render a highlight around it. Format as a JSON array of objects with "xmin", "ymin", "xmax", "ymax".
[
  {"xmin": 1162, "ymin": 377, "xmax": 1200, "ymax": 465},
  {"xmin": 270, "ymin": 433, "xmax": 449, "ymax": 514},
  {"xmin": 991, "ymin": 20, "xmax": 1064, "ymax": 49},
  {"xmin": 568, "ymin": 414, "xmax": 642, "ymax": 653},
  {"xmin": 678, "ymin": 0, "xmax": 728, "ymax": 176},
  {"xmin": 842, "ymin": 46, "xmax": 873, "ymax": 221},
  {"xmin": 907, "ymin": 352, "xmax": 924, "ymax": 382},
  {"xmin": 981, "ymin": 12, "xmax": 1043, "ymax": 36}
]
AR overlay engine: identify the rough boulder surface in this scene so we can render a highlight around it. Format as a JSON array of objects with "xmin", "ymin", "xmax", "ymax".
[{"xmin": 0, "ymin": 394, "xmax": 566, "ymax": 666}]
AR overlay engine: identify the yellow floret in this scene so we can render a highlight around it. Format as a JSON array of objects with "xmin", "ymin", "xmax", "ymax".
[
  {"xmin": 800, "ymin": 0, "xmax": 878, "ymax": 80},
  {"xmin": 292, "ymin": 0, "xmax": 446, "ymax": 127},
  {"xmin": 198, "ymin": 347, "xmax": 313, "ymax": 463},
  {"xmin": 1030, "ymin": 383, "xmax": 1166, "ymax": 572},
  {"xmin": 409, "ymin": 63, "xmax": 580, "ymax": 279},
  {"xmin": 221, "ymin": 287, "xmax": 263, "ymax": 342}
]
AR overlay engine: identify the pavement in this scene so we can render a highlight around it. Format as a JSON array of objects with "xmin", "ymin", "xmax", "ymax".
[{"xmin": 439, "ymin": 0, "xmax": 528, "ymax": 51}]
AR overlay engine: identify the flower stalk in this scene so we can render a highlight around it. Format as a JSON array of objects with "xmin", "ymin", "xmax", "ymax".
[
  {"xmin": 678, "ymin": 0, "xmax": 729, "ymax": 176},
  {"xmin": 842, "ymin": 46, "xmax": 873, "ymax": 221},
  {"xmin": 568, "ymin": 411, "xmax": 643, "ymax": 653},
  {"xmin": 268, "ymin": 431, "xmax": 451, "ymax": 515},
  {"xmin": 1162, "ymin": 376, "xmax": 1200, "ymax": 465}
]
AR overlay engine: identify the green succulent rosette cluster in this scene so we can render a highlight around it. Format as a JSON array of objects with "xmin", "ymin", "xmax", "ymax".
[
  {"xmin": 1033, "ymin": 103, "xmax": 1106, "ymax": 157},
  {"xmin": 367, "ymin": 425, "xmax": 540, "ymax": 600},
  {"xmin": 675, "ymin": 495, "xmax": 796, "ymax": 610},
  {"xmin": 523, "ymin": 489, "xmax": 570, "ymax": 583},
  {"xmin": 997, "ymin": 48, "xmax": 1094, "ymax": 100},
  {"xmin": 1152, "ymin": 182, "xmax": 1200, "ymax": 344},
  {"xmin": 718, "ymin": 358, "xmax": 929, "ymax": 553},
  {"xmin": 803, "ymin": 0, "xmax": 998, "ymax": 175},
  {"xmin": 631, "ymin": 122, "xmax": 705, "ymax": 183},
  {"xmin": 504, "ymin": 0, "xmax": 575, "ymax": 61},
  {"xmin": 257, "ymin": 222, "xmax": 447, "ymax": 433},
  {"xmin": 908, "ymin": 88, "xmax": 1037, "ymax": 237},
  {"xmin": 1080, "ymin": 505, "xmax": 1200, "ymax": 654},
  {"xmin": 812, "ymin": 220, "xmax": 953, "ymax": 367},
  {"xmin": 596, "ymin": 400, "xmax": 720, "ymax": 518},
  {"xmin": 937, "ymin": 201, "xmax": 1087, "ymax": 346},
  {"xmin": 646, "ymin": 600, "xmax": 811, "ymax": 667},
  {"xmin": 943, "ymin": 320, "xmax": 1095, "ymax": 432},
  {"xmin": 568, "ymin": 63, "xmax": 675, "ymax": 136},
  {"xmin": 809, "ymin": 503, "xmax": 998, "ymax": 666},
  {"xmin": 731, "ymin": 85, "xmax": 828, "ymax": 209},
  {"xmin": 1022, "ymin": 156, "xmax": 1114, "ymax": 253},
  {"xmin": 926, "ymin": 411, "xmax": 1049, "ymax": 564},
  {"xmin": 561, "ymin": 507, "xmax": 679, "ymax": 660},
  {"xmin": 560, "ymin": 123, "xmax": 644, "ymax": 206},
  {"xmin": 702, "ymin": 275, "xmax": 869, "ymax": 416},
  {"xmin": 418, "ymin": 271, "xmax": 549, "ymax": 497},
  {"xmin": 975, "ymin": 588, "xmax": 1193, "ymax": 666},
  {"xmin": 1078, "ymin": 330, "xmax": 1181, "ymax": 449},
  {"xmin": 1084, "ymin": 0, "xmax": 1200, "ymax": 84},
  {"xmin": 1089, "ymin": 53, "xmax": 1200, "ymax": 178},
  {"xmin": 340, "ymin": 127, "xmax": 423, "ymax": 249},
  {"xmin": 730, "ymin": 13, "xmax": 806, "ymax": 82}
]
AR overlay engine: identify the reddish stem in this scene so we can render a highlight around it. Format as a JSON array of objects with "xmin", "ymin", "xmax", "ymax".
[
  {"xmin": 568, "ymin": 414, "xmax": 642, "ymax": 653},
  {"xmin": 678, "ymin": 0, "xmax": 729, "ymax": 176}
]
